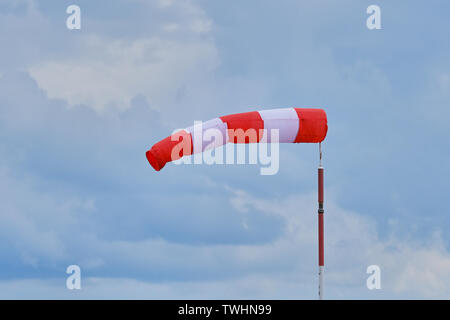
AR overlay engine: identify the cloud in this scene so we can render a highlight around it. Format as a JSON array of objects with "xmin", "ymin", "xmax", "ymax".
[
  {"xmin": 2, "ymin": 123, "xmax": 449, "ymax": 299},
  {"xmin": 2, "ymin": 53, "xmax": 450, "ymax": 300},
  {"xmin": 29, "ymin": 36, "xmax": 219, "ymax": 113},
  {"xmin": 0, "ymin": 276, "xmax": 322, "ymax": 299},
  {"xmin": 0, "ymin": 166, "xmax": 84, "ymax": 266},
  {"xmin": 28, "ymin": 0, "xmax": 219, "ymax": 114},
  {"xmin": 0, "ymin": 185, "xmax": 449, "ymax": 299},
  {"xmin": 1, "ymin": 0, "xmax": 450, "ymax": 299},
  {"xmin": 225, "ymin": 189, "xmax": 450, "ymax": 299}
]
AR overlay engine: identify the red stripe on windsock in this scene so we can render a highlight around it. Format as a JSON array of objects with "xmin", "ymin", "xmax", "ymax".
[
  {"xmin": 220, "ymin": 111, "xmax": 264, "ymax": 143},
  {"xmin": 146, "ymin": 130, "xmax": 193, "ymax": 171},
  {"xmin": 294, "ymin": 108, "xmax": 328, "ymax": 143}
]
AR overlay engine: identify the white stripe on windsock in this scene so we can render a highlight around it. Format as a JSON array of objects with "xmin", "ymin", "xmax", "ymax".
[
  {"xmin": 185, "ymin": 117, "xmax": 229, "ymax": 153},
  {"xmin": 258, "ymin": 107, "xmax": 299, "ymax": 143}
]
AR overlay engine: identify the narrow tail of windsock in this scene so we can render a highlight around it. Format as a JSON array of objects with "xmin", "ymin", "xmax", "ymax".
[{"xmin": 318, "ymin": 143, "xmax": 324, "ymax": 300}]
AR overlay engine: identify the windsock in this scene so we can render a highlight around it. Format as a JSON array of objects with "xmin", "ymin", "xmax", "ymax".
[{"xmin": 146, "ymin": 108, "xmax": 328, "ymax": 171}]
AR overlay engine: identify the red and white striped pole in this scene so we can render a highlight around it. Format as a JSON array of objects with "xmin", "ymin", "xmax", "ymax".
[{"xmin": 318, "ymin": 143, "xmax": 324, "ymax": 300}]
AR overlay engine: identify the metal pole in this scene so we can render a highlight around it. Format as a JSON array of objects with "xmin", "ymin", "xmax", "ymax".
[{"xmin": 318, "ymin": 144, "xmax": 324, "ymax": 300}]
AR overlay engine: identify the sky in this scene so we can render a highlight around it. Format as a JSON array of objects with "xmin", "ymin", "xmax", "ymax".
[{"xmin": 0, "ymin": 0, "xmax": 449, "ymax": 299}]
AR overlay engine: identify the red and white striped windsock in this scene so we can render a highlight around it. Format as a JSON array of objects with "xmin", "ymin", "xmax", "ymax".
[{"xmin": 146, "ymin": 108, "xmax": 328, "ymax": 171}]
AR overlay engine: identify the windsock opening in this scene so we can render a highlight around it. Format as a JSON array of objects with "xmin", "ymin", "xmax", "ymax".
[{"xmin": 146, "ymin": 149, "xmax": 161, "ymax": 171}]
